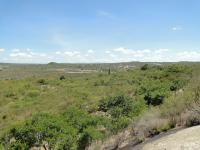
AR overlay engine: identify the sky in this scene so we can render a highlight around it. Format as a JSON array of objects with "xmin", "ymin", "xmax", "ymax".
[{"xmin": 1, "ymin": 0, "xmax": 200, "ymax": 63}]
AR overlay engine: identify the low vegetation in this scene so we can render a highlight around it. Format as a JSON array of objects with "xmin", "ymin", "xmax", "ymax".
[{"xmin": 0, "ymin": 62, "xmax": 199, "ymax": 149}]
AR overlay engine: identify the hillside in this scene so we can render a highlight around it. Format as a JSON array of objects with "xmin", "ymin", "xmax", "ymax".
[{"xmin": 0, "ymin": 62, "xmax": 200, "ymax": 149}]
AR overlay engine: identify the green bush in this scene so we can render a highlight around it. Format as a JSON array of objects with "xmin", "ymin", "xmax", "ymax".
[
  {"xmin": 111, "ymin": 117, "xmax": 130, "ymax": 133},
  {"xmin": 98, "ymin": 95, "xmax": 134, "ymax": 117},
  {"xmin": 63, "ymin": 106, "xmax": 100, "ymax": 131},
  {"xmin": 144, "ymin": 92, "xmax": 164, "ymax": 106},
  {"xmin": 78, "ymin": 127, "xmax": 104, "ymax": 149},
  {"xmin": 27, "ymin": 90, "xmax": 40, "ymax": 98},
  {"xmin": 141, "ymin": 64, "xmax": 149, "ymax": 70},
  {"xmin": 1, "ymin": 107, "xmax": 110, "ymax": 150},
  {"xmin": 166, "ymin": 64, "xmax": 190, "ymax": 73},
  {"xmin": 1, "ymin": 114, "xmax": 77, "ymax": 150},
  {"xmin": 5, "ymin": 91, "xmax": 16, "ymax": 98},
  {"xmin": 8, "ymin": 141, "xmax": 26, "ymax": 150},
  {"xmin": 62, "ymin": 106, "xmax": 109, "ymax": 149},
  {"xmin": 170, "ymin": 80, "xmax": 186, "ymax": 91},
  {"xmin": 37, "ymin": 79, "xmax": 47, "ymax": 85},
  {"xmin": 60, "ymin": 75, "xmax": 65, "ymax": 80}
]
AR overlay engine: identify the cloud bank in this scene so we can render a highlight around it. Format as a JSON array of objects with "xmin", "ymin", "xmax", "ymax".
[{"xmin": 1, "ymin": 47, "xmax": 200, "ymax": 63}]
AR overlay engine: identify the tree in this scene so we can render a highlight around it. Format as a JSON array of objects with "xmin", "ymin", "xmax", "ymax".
[
  {"xmin": 60, "ymin": 75, "xmax": 65, "ymax": 80},
  {"xmin": 141, "ymin": 64, "xmax": 149, "ymax": 70},
  {"xmin": 98, "ymin": 95, "xmax": 134, "ymax": 117},
  {"xmin": 108, "ymin": 68, "xmax": 111, "ymax": 75},
  {"xmin": 144, "ymin": 92, "xmax": 164, "ymax": 106}
]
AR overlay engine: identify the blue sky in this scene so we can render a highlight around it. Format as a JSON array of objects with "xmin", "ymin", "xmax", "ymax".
[{"xmin": 1, "ymin": 0, "xmax": 200, "ymax": 63}]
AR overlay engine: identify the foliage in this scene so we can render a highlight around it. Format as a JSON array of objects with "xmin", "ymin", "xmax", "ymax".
[
  {"xmin": 170, "ymin": 79, "xmax": 186, "ymax": 91},
  {"xmin": 140, "ymin": 64, "xmax": 149, "ymax": 70},
  {"xmin": 62, "ymin": 106, "xmax": 108, "ymax": 149},
  {"xmin": 98, "ymin": 95, "xmax": 134, "ymax": 117},
  {"xmin": 60, "ymin": 75, "xmax": 65, "ymax": 80},
  {"xmin": 144, "ymin": 92, "xmax": 164, "ymax": 106},
  {"xmin": 0, "ymin": 63, "xmax": 196, "ymax": 149},
  {"xmin": 26, "ymin": 90, "xmax": 40, "ymax": 98},
  {"xmin": 37, "ymin": 79, "xmax": 47, "ymax": 85},
  {"xmin": 1, "ymin": 114, "xmax": 77, "ymax": 150}
]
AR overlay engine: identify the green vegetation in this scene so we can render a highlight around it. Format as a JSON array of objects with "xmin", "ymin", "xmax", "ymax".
[{"xmin": 0, "ymin": 62, "xmax": 198, "ymax": 149}]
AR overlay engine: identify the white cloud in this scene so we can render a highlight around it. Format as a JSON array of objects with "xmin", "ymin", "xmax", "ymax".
[
  {"xmin": 171, "ymin": 26, "xmax": 182, "ymax": 31},
  {"xmin": 176, "ymin": 51, "xmax": 200, "ymax": 61},
  {"xmin": 113, "ymin": 47, "xmax": 151, "ymax": 56},
  {"xmin": 87, "ymin": 49, "xmax": 94, "ymax": 53},
  {"xmin": 55, "ymin": 51, "xmax": 61, "ymax": 55},
  {"xmin": 12, "ymin": 49, "xmax": 20, "ymax": 52},
  {"xmin": 64, "ymin": 51, "xmax": 80, "ymax": 57},
  {"xmin": 105, "ymin": 50, "xmax": 111, "ymax": 54},
  {"xmin": 0, "ymin": 48, "xmax": 5, "ymax": 52},
  {"xmin": 10, "ymin": 52, "xmax": 32, "ymax": 58},
  {"xmin": 8, "ymin": 48, "xmax": 49, "ymax": 63},
  {"xmin": 2, "ymin": 47, "xmax": 200, "ymax": 63},
  {"xmin": 155, "ymin": 49, "xmax": 169, "ymax": 54},
  {"xmin": 103, "ymin": 47, "xmax": 200, "ymax": 62}
]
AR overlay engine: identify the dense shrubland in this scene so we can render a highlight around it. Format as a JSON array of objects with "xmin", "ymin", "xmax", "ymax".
[
  {"xmin": 1, "ymin": 108, "xmax": 108, "ymax": 149},
  {"xmin": 90, "ymin": 64, "xmax": 200, "ymax": 149},
  {"xmin": 0, "ymin": 63, "xmax": 197, "ymax": 149}
]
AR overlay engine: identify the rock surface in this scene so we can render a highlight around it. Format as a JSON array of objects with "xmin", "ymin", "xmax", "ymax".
[{"xmin": 122, "ymin": 125, "xmax": 200, "ymax": 150}]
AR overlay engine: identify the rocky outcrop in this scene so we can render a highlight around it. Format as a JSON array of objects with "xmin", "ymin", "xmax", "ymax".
[{"xmin": 123, "ymin": 125, "xmax": 200, "ymax": 150}]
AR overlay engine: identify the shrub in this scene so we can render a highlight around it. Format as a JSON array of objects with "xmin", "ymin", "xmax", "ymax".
[
  {"xmin": 2, "ymin": 115, "xmax": 7, "ymax": 120},
  {"xmin": 78, "ymin": 127, "xmax": 104, "ymax": 149},
  {"xmin": 170, "ymin": 80, "xmax": 186, "ymax": 91},
  {"xmin": 185, "ymin": 111, "xmax": 200, "ymax": 127},
  {"xmin": 27, "ymin": 90, "xmax": 40, "ymax": 98},
  {"xmin": 144, "ymin": 92, "xmax": 164, "ymax": 106},
  {"xmin": 141, "ymin": 64, "xmax": 149, "ymax": 70},
  {"xmin": 166, "ymin": 64, "xmax": 190, "ymax": 73},
  {"xmin": 98, "ymin": 95, "xmax": 134, "ymax": 117},
  {"xmin": 1, "ymin": 114, "xmax": 77, "ymax": 150},
  {"xmin": 8, "ymin": 141, "xmax": 26, "ymax": 150},
  {"xmin": 62, "ymin": 106, "xmax": 108, "ymax": 149},
  {"xmin": 37, "ymin": 79, "xmax": 47, "ymax": 85},
  {"xmin": 111, "ymin": 117, "xmax": 130, "ymax": 133},
  {"xmin": 63, "ymin": 107, "xmax": 100, "ymax": 131},
  {"xmin": 5, "ymin": 91, "xmax": 16, "ymax": 98},
  {"xmin": 60, "ymin": 75, "xmax": 65, "ymax": 80}
]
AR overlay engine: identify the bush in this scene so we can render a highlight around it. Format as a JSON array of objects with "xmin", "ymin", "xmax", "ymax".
[
  {"xmin": 144, "ymin": 92, "xmax": 164, "ymax": 106},
  {"xmin": 98, "ymin": 95, "xmax": 134, "ymax": 117},
  {"xmin": 170, "ymin": 80, "xmax": 186, "ymax": 91},
  {"xmin": 27, "ymin": 90, "xmax": 40, "ymax": 98},
  {"xmin": 186, "ymin": 111, "xmax": 200, "ymax": 127},
  {"xmin": 78, "ymin": 127, "xmax": 104, "ymax": 149},
  {"xmin": 37, "ymin": 79, "xmax": 47, "ymax": 85},
  {"xmin": 5, "ymin": 91, "xmax": 16, "ymax": 98},
  {"xmin": 8, "ymin": 141, "xmax": 26, "ymax": 150},
  {"xmin": 1, "ymin": 114, "xmax": 77, "ymax": 150},
  {"xmin": 111, "ymin": 117, "xmax": 130, "ymax": 133},
  {"xmin": 166, "ymin": 64, "xmax": 190, "ymax": 73},
  {"xmin": 63, "ymin": 107, "xmax": 100, "ymax": 131},
  {"xmin": 1, "ymin": 107, "xmax": 110, "ymax": 150},
  {"xmin": 62, "ymin": 106, "xmax": 108, "ymax": 149},
  {"xmin": 141, "ymin": 64, "xmax": 149, "ymax": 70},
  {"xmin": 60, "ymin": 75, "xmax": 65, "ymax": 80}
]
